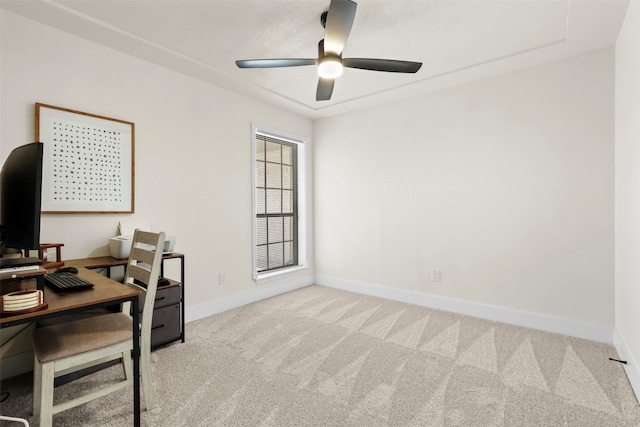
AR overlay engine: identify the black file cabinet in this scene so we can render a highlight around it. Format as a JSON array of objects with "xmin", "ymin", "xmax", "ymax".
[
  {"xmin": 152, "ymin": 253, "xmax": 185, "ymax": 348},
  {"xmin": 152, "ymin": 281, "xmax": 182, "ymax": 348}
]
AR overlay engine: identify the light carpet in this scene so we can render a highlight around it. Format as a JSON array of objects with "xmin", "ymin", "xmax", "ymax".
[{"xmin": 1, "ymin": 285, "xmax": 639, "ymax": 426}]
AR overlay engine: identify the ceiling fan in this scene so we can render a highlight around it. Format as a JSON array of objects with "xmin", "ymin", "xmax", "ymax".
[{"xmin": 235, "ymin": 0, "xmax": 422, "ymax": 101}]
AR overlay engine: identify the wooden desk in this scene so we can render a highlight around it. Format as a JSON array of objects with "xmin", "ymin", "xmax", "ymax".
[
  {"xmin": 65, "ymin": 253, "xmax": 184, "ymax": 279},
  {"xmin": 0, "ymin": 268, "xmax": 142, "ymax": 427}
]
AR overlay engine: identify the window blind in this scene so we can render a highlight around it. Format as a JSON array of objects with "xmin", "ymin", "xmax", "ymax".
[{"xmin": 255, "ymin": 133, "xmax": 298, "ymax": 273}]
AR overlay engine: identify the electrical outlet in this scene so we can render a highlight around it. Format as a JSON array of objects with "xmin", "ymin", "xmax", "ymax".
[
  {"xmin": 431, "ymin": 270, "xmax": 442, "ymax": 283},
  {"xmin": 219, "ymin": 273, "xmax": 226, "ymax": 286}
]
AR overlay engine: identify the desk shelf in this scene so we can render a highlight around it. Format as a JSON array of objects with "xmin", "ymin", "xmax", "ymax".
[
  {"xmin": 0, "ymin": 267, "xmax": 47, "ymax": 293},
  {"xmin": 65, "ymin": 253, "xmax": 185, "ymax": 349}
]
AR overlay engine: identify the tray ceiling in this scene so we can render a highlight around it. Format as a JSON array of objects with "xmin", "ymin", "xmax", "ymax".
[{"xmin": 1, "ymin": 0, "xmax": 629, "ymax": 119}]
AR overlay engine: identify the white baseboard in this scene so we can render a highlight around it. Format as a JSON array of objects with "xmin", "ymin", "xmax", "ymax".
[
  {"xmin": 183, "ymin": 273, "xmax": 616, "ymax": 348},
  {"xmin": 614, "ymin": 328, "xmax": 640, "ymax": 402},
  {"xmin": 314, "ymin": 275, "xmax": 614, "ymax": 344},
  {"xmin": 1, "ymin": 323, "xmax": 36, "ymax": 380},
  {"xmin": 0, "ymin": 351, "xmax": 33, "ymax": 380},
  {"xmin": 185, "ymin": 275, "xmax": 314, "ymax": 323}
]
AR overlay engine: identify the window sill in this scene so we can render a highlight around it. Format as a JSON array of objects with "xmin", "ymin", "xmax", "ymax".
[{"xmin": 255, "ymin": 265, "xmax": 307, "ymax": 284}]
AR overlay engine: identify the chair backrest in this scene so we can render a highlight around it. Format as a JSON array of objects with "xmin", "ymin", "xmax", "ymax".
[{"xmin": 123, "ymin": 229, "xmax": 165, "ymax": 338}]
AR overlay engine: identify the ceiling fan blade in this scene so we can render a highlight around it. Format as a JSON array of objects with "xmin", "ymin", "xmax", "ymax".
[
  {"xmin": 323, "ymin": 0, "xmax": 357, "ymax": 55},
  {"xmin": 316, "ymin": 78, "xmax": 335, "ymax": 101},
  {"xmin": 343, "ymin": 58, "xmax": 422, "ymax": 73},
  {"xmin": 236, "ymin": 59, "xmax": 316, "ymax": 69}
]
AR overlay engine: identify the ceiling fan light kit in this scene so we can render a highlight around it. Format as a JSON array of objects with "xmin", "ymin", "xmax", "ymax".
[
  {"xmin": 236, "ymin": 0, "xmax": 422, "ymax": 101},
  {"xmin": 318, "ymin": 55, "xmax": 343, "ymax": 78}
]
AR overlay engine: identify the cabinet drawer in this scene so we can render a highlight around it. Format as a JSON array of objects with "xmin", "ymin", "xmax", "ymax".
[
  {"xmin": 154, "ymin": 284, "xmax": 181, "ymax": 308},
  {"xmin": 151, "ymin": 303, "xmax": 181, "ymax": 347}
]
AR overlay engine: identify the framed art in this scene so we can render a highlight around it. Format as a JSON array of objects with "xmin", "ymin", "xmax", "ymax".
[{"xmin": 35, "ymin": 103, "xmax": 135, "ymax": 214}]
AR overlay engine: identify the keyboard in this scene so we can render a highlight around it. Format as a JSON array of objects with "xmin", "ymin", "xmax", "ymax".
[
  {"xmin": 0, "ymin": 265, "xmax": 41, "ymax": 274},
  {"xmin": 44, "ymin": 273, "xmax": 94, "ymax": 292},
  {"xmin": 0, "ymin": 256, "xmax": 43, "ymax": 269}
]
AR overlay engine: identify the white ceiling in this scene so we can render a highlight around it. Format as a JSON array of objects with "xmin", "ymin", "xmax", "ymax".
[{"xmin": 1, "ymin": 0, "xmax": 630, "ymax": 119}]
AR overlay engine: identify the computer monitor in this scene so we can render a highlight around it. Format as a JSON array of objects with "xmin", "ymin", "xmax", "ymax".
[{"xmin": 0, "ymin": 142, "xmax": 44, "ymax": 260}]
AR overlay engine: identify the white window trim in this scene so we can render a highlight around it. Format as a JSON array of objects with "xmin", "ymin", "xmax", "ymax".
[{"xmin": 252, "ymin": 123, "xmax": 308, "ymax": 283}]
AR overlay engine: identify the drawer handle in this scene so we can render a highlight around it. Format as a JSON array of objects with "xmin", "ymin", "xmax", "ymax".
[
  {"xmin": 152, "ymin": 324, "xmax": 165, "ymax": 331},
  {"xmin": 155, "ymin": 296, "xmax": 165, "ymax": 302}
]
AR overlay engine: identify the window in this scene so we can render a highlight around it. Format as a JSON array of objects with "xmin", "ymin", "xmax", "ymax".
[{"xmin": 253, "ymin": 125, "xmax": 306, "ymax": 280}]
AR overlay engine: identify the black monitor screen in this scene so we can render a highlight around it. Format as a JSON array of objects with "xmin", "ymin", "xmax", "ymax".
[{"xmin": 0, "ymin": 142, "xmax": 44, "ymax": 251}]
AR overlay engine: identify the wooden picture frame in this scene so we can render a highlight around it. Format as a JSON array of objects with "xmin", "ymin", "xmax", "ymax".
[{"xmin": 35, "ymin": 103, "xmax": 135, "ymax": 214}]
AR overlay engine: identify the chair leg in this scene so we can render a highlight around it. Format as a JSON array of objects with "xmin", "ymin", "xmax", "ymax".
[
  {"xmin": 32, "ymin": 358, "xmax": 42, "ymax": 416},
  {"xmin": 140, "ymin": 345, "xmax": 155, "ymax": 410},
  {"xmin": 122, "ymin": 350, "xmax": 133, "ymax": 380},
  {"xmin": 38, "ymin": 361, "xmax": 55, "ymax": 427}
]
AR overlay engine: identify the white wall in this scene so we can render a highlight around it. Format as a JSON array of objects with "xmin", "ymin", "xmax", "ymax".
[
  {"xmin": 314, "ymin": 48, "xmax": 615, "ymax": 331},
  {"xmin": 0, "ymin": 6, "xmax": 623, "ymax": 381},
  {"xmin": 614, "ymin": 0, "xmax": 640, "ymax": 397},
  {"xmin": 0, "ymin": 9, "xmax": 314, "ymax": 376}
]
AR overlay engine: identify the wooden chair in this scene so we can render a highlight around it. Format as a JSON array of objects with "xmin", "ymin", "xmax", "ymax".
[
  {"xmin": 31, "ymin": 229, "xmax": 165, "ymax": 426},
  {"xmin": 0, "ymin": 415, "xmax": 29, "ymax": 426}
]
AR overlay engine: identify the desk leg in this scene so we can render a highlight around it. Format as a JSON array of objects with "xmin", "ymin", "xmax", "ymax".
[
  {"xmin": 132, "ymin": 296, "xmax": 140, "ymax": 427},
  {"xmin": 181, "ymin": 256, "xmax": 185, "ymax": 343}
]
